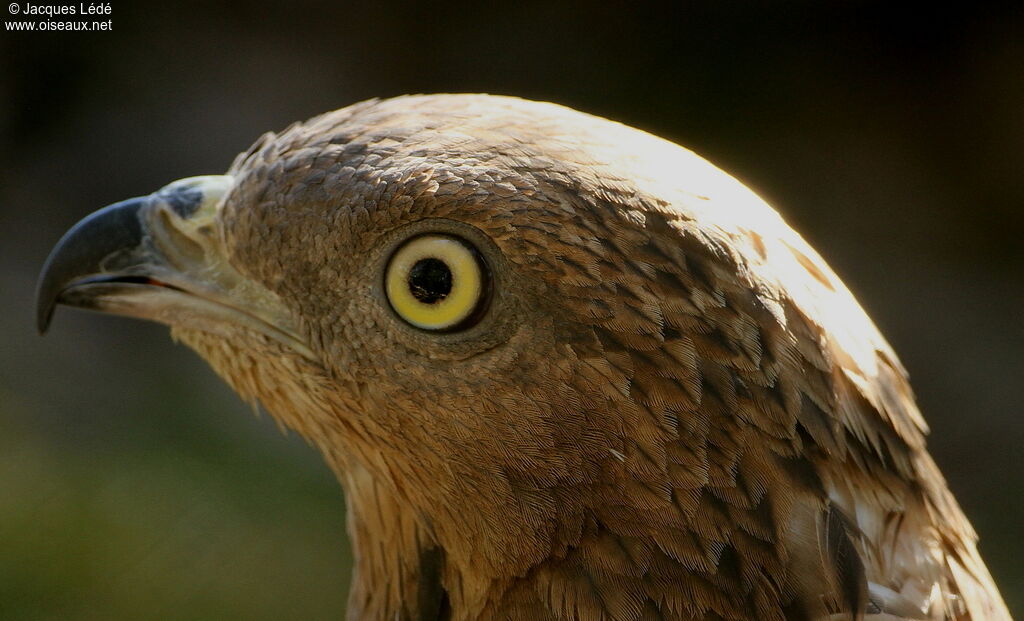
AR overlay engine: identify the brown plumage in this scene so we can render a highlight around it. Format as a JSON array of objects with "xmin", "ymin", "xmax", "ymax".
[{"xmin": 36, "ymin": 94, "xmax": 1011, "ymax": 621}]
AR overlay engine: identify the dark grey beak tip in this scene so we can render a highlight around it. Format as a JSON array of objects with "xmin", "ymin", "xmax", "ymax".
[
  {"xmin": 35, "ymin": 298, "xmax": 54, "ymax": 335},
  {"xmin": 35, "ymin": 197, "xmax": 147, "ymax": 336}
]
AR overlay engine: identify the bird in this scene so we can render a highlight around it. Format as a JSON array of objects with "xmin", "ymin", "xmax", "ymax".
[{"xmin": 36, "ymin": 94, "xmax": 1012, "ymax": 621}]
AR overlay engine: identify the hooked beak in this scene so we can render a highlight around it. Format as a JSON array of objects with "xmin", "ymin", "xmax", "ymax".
[{"xmin": 36, "ymin": 175, "xmax": 313, "ymax": 359}]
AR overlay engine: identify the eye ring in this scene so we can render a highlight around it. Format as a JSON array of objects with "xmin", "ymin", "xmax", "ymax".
[{"xmin": 385, "ymin": 234, "xmax": 490, "ymax": 331}]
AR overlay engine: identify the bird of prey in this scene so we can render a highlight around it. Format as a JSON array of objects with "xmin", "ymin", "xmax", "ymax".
[{"xmin": 37, "ymin": 94, "xmax": 1011, "ymax": 621}]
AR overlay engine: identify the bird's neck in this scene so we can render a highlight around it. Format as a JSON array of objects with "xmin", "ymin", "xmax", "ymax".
[
  {"xmin": 338, "ymin": 455, "xmax": 576, "ymax": 621},
  {"xmin": 341, "ymin": 461, "xmax": 453, "ymax": 620}
]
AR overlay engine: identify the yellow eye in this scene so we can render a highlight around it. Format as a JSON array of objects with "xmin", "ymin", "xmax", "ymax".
[{"xmin": 385, "ymin": 235, "xmax": 488, "ymax": 331}]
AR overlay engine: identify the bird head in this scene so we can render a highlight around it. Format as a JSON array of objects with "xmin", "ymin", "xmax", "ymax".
[{"xmin": 36, "ymin": 95, "xmax": 1009, "ymax": 620}]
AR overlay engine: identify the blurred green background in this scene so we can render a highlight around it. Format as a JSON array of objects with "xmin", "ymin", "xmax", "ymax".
[{"xmin": 1, "ymin": 2, "xmax": 1021, "ymax": 619}]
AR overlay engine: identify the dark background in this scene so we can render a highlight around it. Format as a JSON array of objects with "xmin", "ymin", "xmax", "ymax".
[{"xmin": 1, "ymin": 2, "xmax": 1021, "ymax": 619}]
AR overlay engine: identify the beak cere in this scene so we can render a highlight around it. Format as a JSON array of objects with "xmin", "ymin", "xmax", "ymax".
[
  {"xmin": 36, "ymin": 175, "xmax": 236, "ymax": 334},
  {"xmin": 35, "ymin": 176, "xmax": 312, "ymax": 359}
]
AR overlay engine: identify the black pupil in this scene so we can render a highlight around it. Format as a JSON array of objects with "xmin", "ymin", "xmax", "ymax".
[{"xmin": 408, "ymin": 258, "xmax": 453, "ymax": 304}]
